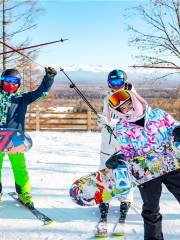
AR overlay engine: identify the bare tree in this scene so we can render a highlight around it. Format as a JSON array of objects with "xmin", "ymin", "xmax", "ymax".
[
  {"xmin": 127, "ymin": 0, "xmax": 180, "ymax": 69},
  {"xmin": 0, "ymin": 0, "xmax": 42, "ymax": 70}
]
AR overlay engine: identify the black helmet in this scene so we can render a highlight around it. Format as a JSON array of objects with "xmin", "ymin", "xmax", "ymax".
[{"xmin": 2, "ymin": 68, "xmax": 20, "ymax": 78}]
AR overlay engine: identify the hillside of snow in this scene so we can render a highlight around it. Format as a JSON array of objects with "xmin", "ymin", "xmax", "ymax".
[{"xmin": 0, "ymin": 131, "xmax": 179, "ymax": 240}]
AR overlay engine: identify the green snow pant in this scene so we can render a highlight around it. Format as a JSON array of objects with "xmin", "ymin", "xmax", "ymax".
[{"xmin": 0, "ymin": 153, "xmax": 31, "ymax": 194}]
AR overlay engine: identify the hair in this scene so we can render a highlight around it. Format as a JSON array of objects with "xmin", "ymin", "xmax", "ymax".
[{"xmin": 116, "ymin": 98, "xmax": 132, "ymax": 112}]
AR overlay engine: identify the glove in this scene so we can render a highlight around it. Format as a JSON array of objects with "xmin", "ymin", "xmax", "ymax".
[
  {"xmin": 125, "ymin": 82, "xmax": 132, "ymax": 90},
  {"xmin": 172, "ymin": 126, "xmax": 180, "ymax": 160},
  {"xmin": 97, "ymin": 114, "xmax": 107, "ymax": 128},
  {"xmin": 105, "ymin": 152, "xmax": 125, "ymax": 169},
  {"xmin": 45, "ymin": 67, "xmax": 57, "ymax": 78},
  {"xmin": 172, "ymin": 125, "xmax": 180, "ymax": 142}
]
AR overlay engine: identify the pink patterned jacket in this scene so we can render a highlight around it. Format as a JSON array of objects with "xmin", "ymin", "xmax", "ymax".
[{"xmin": 115, "ymin": 107, "xmax": 177, "ymax": 160}]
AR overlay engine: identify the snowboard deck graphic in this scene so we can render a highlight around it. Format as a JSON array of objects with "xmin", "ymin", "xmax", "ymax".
[
  {"xmin": 70, "ymin": 144, "xmax": 180, "ymax": 206},
  {"xmin": 70, "ymin": 165, "xmax": 132, "ymax": 207},
  {"xmin": 0, "ymin": 128, "xmax": 32, "ymax": 153},
  {"xmin": 128, "ymin": 144, "xmax": 180, "ymax": 185}
]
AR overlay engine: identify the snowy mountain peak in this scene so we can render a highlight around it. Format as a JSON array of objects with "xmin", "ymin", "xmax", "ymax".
[{"xmin": 61, "ymin": 64, "xmax": 113, "ymax": 73}]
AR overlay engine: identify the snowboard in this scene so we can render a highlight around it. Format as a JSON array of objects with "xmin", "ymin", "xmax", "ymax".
[
  {"xmin": 70, "ymin": 143, "xmax": 180, "ymax": 207},
  {"xmin": 126, "ymin": 143, "xmax": 180, "ymax": 185},
  {"xmin": 0, "ymin": 128, "xmax": 32, "ymax": 153},
  {"xmin": 70, "ymin": 164, "xmax": 132, "ymax": 207}
]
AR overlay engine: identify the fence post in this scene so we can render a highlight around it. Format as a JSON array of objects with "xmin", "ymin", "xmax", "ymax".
[
  {"xmin": 87, "ymin": 110, "xmax": 92, "ymax": 131},
  {"xmin": 36, "ymin": 110, "xmax": 40, "ymax": 131}
]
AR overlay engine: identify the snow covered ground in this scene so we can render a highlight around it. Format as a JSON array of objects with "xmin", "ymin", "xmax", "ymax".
[{"xmin": 0, "ymin": 131, "xmax": 179, "ymax": 240}]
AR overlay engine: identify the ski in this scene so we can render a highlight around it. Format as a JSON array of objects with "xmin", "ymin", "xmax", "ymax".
[
  {"xmin": 8, "ymin": 192, "xmax": 55, "ymax": 225},
  {"xmin": 95, "ymin": 221, "xmax": 108, "ymax": 238},
  {"xmin": 112, "ymin": 221, "xmax": 125, "ymax": 238}
]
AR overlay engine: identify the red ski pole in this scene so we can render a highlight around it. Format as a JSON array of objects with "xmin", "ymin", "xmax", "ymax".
[
  {"xmin": 0, "ymin": 40, "xmax": 45, "ymax": 68},
  {"xmin": 0, "ymin": 38, "xmax": 68, "ymax": 55},
  {"xmin": 0, "ymin": 38, "xmax": 68, "ymax": 69},
  {"xmin": 130, "ymin": 65, "xmax": 180, "ymax": 70}
]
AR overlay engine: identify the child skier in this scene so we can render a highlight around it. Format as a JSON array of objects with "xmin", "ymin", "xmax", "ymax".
[
  {"xmin": 0, "ymin": 67, "xmax": 57, "ymax": 207},
  {"xmin": 105, "ymin": 89, "xmax": 180, "ymax": 240},
  {"xmin": 95, "ymin": 70, "xmax": 136, "ymax": 237}
]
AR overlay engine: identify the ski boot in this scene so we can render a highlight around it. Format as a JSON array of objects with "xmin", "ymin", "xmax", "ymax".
[
  {"xmin": 95, "ymin": 220, "xmax": 108, "ymax": 238},
  {"xmin": 95, "ymin": 202, "xmax": 109, "ymax": 238},
  {"xmin": 112, "ymin": 201, "xmax": 131, "ymax": 237},
  {"xmin": 18, "ymin": 192, "xmax": 34, "ymax": 208}
]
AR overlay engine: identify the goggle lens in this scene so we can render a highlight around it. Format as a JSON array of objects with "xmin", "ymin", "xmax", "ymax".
[
  {"xmin": 0, "ymin": 75, "xmax": 21, "ymax": 84},
  {"xmin": 108, "ymin": 90, "xmax": 130, "ymax": 109},
  {"xmin": 108, "ymin": 78, "xmax": 125, "ymax": 89}
]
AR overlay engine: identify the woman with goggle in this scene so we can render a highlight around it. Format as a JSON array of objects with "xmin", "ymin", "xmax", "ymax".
[
  {"xmin": 96, "ymin": 69, "xmax": 137, "ymax": 237},
  {"xmin": 106, "ymin": 89, "xmax": 180, "ymax": 240}
]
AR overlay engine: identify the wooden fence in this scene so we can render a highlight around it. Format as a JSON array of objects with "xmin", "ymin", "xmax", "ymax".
[
  {"xmin": 25, "ymin": 111, "xmax": 99, "ymax": 131},
  {"xmin": 25, "ymin": 110, "xmax": 180, "ymax": 131}
]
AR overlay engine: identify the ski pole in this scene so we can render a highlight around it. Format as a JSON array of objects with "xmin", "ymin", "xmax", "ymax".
[
  {"xmin": 130, "ymin": 65, "xmax": 180, "ymax": 70},
  {"xmin": 0, "ymin": 40, "xmax": 116, "ymax": 138},
  {"xmin": 0, "ymin": 38, "xmax": 68, "ymax": 55},
  {"xmin": 60, "ymin": 67, "xmax": 98, "ymax": 115},
  {"xmin": 0, "ymin": 40, "xmax": 45, "ymax": 69},
  {"xmin": 0, "ymin": 38, "xmax": 68, "ymax": 69},
  {"xmin": 59, "ymin": 67, "xmax": 117, "ymax": 138}
]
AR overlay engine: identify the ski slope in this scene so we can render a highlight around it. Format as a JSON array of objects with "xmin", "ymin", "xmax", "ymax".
[{"xmin": 0, "ymin": 132, "xmax": 179, "ymax": 240}]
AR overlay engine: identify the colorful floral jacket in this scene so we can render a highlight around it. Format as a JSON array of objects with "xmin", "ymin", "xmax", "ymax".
[{"xmin": 115, "ymin": 107, "xmax": 177, "ymax": 160}]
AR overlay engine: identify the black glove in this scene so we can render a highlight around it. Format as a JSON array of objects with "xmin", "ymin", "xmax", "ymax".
[
  {"xmin": 172, "ymin": 125, "xmax": 180, "ymax": 142},
  {"xmin": 45, "ymin": 67, "xmax": 57, "ymax": 78},
  {"xmin": 105, "ymin": 152, "xmax": 125, "ymax": 169},
  {"xmin": 125, "ymin": 82, "xmax": 132, "ymax": 90}
]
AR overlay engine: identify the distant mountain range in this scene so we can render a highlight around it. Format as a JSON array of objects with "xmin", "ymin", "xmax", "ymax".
[{"xmin": 53, "ymin": 64, "xmax": 179, "ymax": 88}]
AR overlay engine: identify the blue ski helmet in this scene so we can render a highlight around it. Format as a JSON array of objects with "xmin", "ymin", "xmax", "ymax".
[{"xmin": 107, "ymin": 69, "xmax": 127, "ymax": 91}]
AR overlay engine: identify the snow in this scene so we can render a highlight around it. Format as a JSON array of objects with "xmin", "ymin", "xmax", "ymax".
[
  {"xmin": 0, "ymin": 131, "xmax": 180, "ymax": 240},
  {"xmin": 48, "ymin": 107, "xmax": 74, "ymax": 112},
  {"xmin": 59, "ymin": 64, "xmax": 113, "ymax": 72}
]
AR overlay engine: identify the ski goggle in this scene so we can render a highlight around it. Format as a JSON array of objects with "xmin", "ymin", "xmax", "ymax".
[
  {"xmin": 108, "ymin": 78, "xmax": 125, "ymax": 89},
  {"xmin": 0, "ymin": 75, "xmax": 21, "ymax": 84},
  {"xmin": 108, "ymin": 90, "xmax": 131, "ymax": 109}
]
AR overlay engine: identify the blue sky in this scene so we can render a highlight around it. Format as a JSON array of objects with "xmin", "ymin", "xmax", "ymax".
[{"xmin": 26, "ymin": 0, "xmax": 145, "ymax": 68}]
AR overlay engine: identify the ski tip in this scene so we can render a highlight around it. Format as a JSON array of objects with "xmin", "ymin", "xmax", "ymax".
[
  {"xmin": 112, "ymin": 233, "xmax": 125, "ymax": 237},
  {"xmin": 43, "ymin": 220, "xmax": 57, "ymax": 226},
  {"xmin": 95, "ymin": 237, "xmax": 107, "ymax": 239},
  {"xmin": 95, "ymin": 235, "xmax": 108, "ymax": 239}
]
